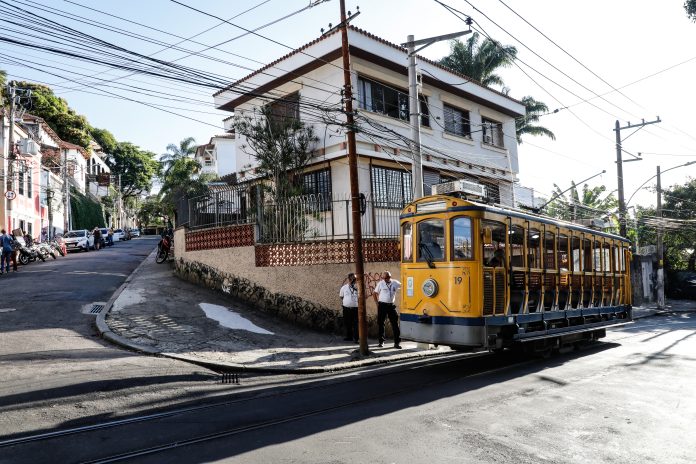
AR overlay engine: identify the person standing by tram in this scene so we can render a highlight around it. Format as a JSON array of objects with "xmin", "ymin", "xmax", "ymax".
[
  {"xmin": 339, "ymin": 273, "xmax": 359, "ymax": 343},
  {"xmin": 373, "ymin": 271, "xmax": 402, "ymax": 349}
]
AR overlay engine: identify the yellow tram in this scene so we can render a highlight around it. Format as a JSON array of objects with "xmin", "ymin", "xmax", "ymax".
[{"xmin": 399, "ymin": 194, "xmax": 632, "ymax": 351}]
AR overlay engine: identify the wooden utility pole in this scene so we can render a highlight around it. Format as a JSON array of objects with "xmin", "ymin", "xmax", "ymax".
[{"xmin": 338, "ymin": 0, "xmax": 369, "ymax": 356}]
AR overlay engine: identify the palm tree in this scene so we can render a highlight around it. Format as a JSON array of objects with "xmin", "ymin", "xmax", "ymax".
[
  {"xmin": 160, "ymin": 136, "xmax": 197, "ymax": 175},
  {"xmin": 516, "ymin": 96, "xmax": 556, "ymax": 143},
  {"xmin": 546, "ymin": 182, "xmax": 618, "ymax": 223},
  {"xmin": 439, "ymin": 32, "xmax": 517, "ymax": 89}
]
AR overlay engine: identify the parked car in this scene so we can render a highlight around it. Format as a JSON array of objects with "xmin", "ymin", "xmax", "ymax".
[
  {"xmin": 63, "ymin": 230, "xmax": 94, "ymax": 252},
  {"xmin": 113, "ymin": 229, "xmax": 124, "ymax": 242},
  {"xmin": 130, "ymin": 228, "xmax": 141, "ymax": 238}
]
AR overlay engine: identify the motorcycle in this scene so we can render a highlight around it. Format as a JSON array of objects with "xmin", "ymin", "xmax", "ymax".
[
  {"xmin": 17, "ymin": 236, "xmax": 46, "ymax": 264},
  {"xmin": 37, "ymin": 240, "xmax": 57, "ymax": 260}
]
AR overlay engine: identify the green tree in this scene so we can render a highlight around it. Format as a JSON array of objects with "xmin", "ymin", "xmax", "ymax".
[
  {"xmin": 137, "ymin": 196, "xmax": 167, "ymax": 229},
  {"xmin": 160, "ymin": 136, "xmax": 197, "ymax": 175},
  {"xmin": 232, "ymin": 106, "xmax": 318, "ymax": 203},
  {"xmin": 545, "ymin": 182, "xmax": 618, "ymax": 224},
  {"xmin": 440, "ymin": 33, "xmax": 517, "ymax": 88},
  {"xmin": 109, "ymin": 142, "xmax": 160, "ymax": 201},
  {"xmin": 0, "ymin": 70, "xmax": 6, "ymax": 99},
  {"xmin": 686, "ymin": 0, "xmax": 696, "ymax": 21},
  {"xmin": 516, "ymin": 96, "xmax": 556, "ymax": 143},
  {"xmin": 440, "ymin": 34, "xmax": 555, "ymax": 144},
  {"xmin": 90, "ymin": 127, "xmax": 118, "ymax": 154},
  {"xmin": 9, "ymin": 82, "xmax": 92, "ymax": 149}
]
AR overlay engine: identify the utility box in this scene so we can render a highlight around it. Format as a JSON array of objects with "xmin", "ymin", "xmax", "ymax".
[{"xmin": 19, "ymin": 138, "xmax": 39, "ymax": 156}]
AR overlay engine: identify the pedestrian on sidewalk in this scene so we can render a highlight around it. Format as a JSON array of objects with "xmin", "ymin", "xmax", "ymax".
[
  {"xmin": 1, "ymin": 229, "xmax": 14, "ymax": 274},
  {"xmin": 373, "ymin": 271, "xmax": 402, "ymax": 349},
  {"xmin": 93, "ymin": 227, "xmax": 102, "ymax": 250},
  {"xmin": 107, "ymin": 227, "xmax": 114, "ymax": 246},
  {"xmin": 339, "ymin": 273, "xmax": 359, "ymax": 343}
]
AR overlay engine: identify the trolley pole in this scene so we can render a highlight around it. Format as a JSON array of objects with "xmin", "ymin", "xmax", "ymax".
[
  {"xmin": 339, "ymin": 0, "xmax": 369, "ymax": 356},
  {"xmin": 656, "ymin": 166, "xmax": 665, "ymax": 310}
]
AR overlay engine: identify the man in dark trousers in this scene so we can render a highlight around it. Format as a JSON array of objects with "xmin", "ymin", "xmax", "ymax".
[
  {"xmin": 339, "ymin": 273, "xmax": 359, "ymax": 343},
  {"xmin": 373, "ymin": 271, "xmax": 402, "ymax": 349}
]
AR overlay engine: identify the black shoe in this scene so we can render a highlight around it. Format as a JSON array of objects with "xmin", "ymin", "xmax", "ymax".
[
  {"xmin": 377, "ymin": 342, "xmax": 383, "ymax": 347},
  {"xmin": 394, "ymin": 344, "xmax": 402, "ymax": 349}
]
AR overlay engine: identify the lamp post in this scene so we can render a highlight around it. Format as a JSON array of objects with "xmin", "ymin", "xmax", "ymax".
[
  {"xmin": 402, "ymin": 25, "xmax": 471, "ymax": 199},
  {"xmin": 625, "ymin": 160, "xmax": 696, "ymax": 310}
]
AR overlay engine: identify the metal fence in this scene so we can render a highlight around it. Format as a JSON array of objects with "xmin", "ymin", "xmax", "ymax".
[
  {"xmin": 177, "ymin": 186, "xmax": 256, "ymax": 230},
  {"xmin": 176, "ymin": 188, "xmax": 403, "ymax": 242},
  {"xmin": 258, "ymin": 193, "xmax": 402, "ymax": 243}
]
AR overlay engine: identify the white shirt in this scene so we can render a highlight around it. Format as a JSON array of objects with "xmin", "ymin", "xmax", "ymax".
[
  {"xmin": 339, "ymin": 283, "xmax": 358, "ymax": 308},
  {"xmin": 374, "ymin": 279, "xmax": 401, "ymax": 304}
]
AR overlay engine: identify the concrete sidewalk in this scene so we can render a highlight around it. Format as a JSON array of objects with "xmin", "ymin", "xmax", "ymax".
[{"xmin": 96, "ymin": 247, "xmax": 696, "ymax": 373}]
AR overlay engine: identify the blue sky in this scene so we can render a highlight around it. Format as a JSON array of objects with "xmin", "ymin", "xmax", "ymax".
[{"xmin": 2, "ymin": 0, "xmax": 696, "ymax": 208}]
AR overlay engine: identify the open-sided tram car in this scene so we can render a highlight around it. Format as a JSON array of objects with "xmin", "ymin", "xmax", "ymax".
[{"xmin": 399, "ymin": 195, "xmax": 632, "ymax": 352}]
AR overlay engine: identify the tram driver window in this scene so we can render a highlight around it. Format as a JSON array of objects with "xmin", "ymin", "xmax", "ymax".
[
  {"xmin": 417, "ymin": 219, "xmax": 445, "ymax": 262},
  {"xmin": 402, "ymin": 222, "xmax": 413, "ymax": 262},
  {"xmin": 451, "ymin": 217, "xmax": 473, "ymax": 260}
]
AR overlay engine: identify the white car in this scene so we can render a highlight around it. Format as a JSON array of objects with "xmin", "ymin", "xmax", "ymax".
[
  {"xmin": 113, "ymin": 229, "xmax": 125, "ymax": 241},
  {"xmin": 64, "ymin": 229, "xmax": 94, "ymax": 252},
  {"xmin": 130, "ymin": 228, "xmax": 141, "ymax": 238}
]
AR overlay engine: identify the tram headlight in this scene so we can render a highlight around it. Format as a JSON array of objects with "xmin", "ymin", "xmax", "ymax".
[{"xmin": 422, "ymin": 278, "xmax": 439, "ymax": 298}]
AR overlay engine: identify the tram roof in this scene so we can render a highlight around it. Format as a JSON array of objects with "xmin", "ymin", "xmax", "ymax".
[{"xmin": 400, "ymin": 196, "xmax": 631, "ymax": 243}]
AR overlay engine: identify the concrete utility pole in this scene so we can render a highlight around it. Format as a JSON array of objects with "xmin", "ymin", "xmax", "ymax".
[
  {"xmin": 402, "ymin": 26, "xmax": 471, "ymax": 199},
  {"xmin": 338, "ymin": 0, "xmax": 369, "ymax": 356},
  {"xmin": 614, "ymin": 117, "xmax": 661, "ymax": 237},
  {"xmin": 656, "ymin": 166, "xmax": 664, "ymax": 310}
]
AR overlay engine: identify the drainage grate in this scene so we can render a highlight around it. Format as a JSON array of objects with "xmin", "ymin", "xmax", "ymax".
[
  {"xmin": 220, "ymin": 373, "xmax": 241, "ymax": 384},
  {"xmin": 90, "ymin": 304, "xmax": 106, "ymax": 314}
]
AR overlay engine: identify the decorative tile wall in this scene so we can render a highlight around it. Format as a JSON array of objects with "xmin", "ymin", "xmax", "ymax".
[
  {"xmin": 185, "ymin": 224, "xmax": 255, "ymax": 251},
  {"xmin": 255, "ymin": 239, "xmax": 399, "ymax": 267}
]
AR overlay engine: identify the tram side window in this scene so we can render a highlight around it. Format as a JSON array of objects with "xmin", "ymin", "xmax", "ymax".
[
  {"xmin": 417, "ymin": 219, "xmax": 446, "ymax": 262},
  {"xmin": 571, "ymin": 236, "xmax": 581, "ymax": 272},
  {"xmin": 603, "ymin": 242, "xmax": 612, "ymax": 272},
  {"xmin": 582, "ymin": 238, "xmax": 592, "ymax": 271},
  {"xmin": 510, "ymin": 225, "xmax": 525, "ymax": 267},
  {"xmin": 402, "ymin": 222, "xmax": 413, "ymax": 262},
  {"xmin": 615, "ymin": 246, "xmax": 626, "ymax": 273},
  {"xmin": 593, "ymin": 240, "xmax": 602, "ymax": 271},
  {"xmin": 528, "ymin": 227, "xmax": 541, "ymax": 268},
  {"xmin": 544, "ymin": 231, "xmax": 556, "ymax": 269},
  {"xmin": 482, "ymin": 220, "xmax": 506, "ymax": 266},
  {"xmin": 557, "ymin": 234, "xmax": 569, "ymax": 270},
  {"xmin": 451, "ymin": 217, "xmax": 473, "ymax": 260}
]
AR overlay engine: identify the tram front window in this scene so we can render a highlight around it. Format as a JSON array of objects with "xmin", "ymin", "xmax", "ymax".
[
  {"xmin": 417, "ymin": 219, "xmax": 445, "ymax": 263},
  {"xmin": 451, "ymin": 217, "xmax": 473, "ymax": 260}
]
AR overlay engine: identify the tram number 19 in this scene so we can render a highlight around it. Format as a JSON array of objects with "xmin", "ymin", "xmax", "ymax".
[{"xmin": 453, "ymin": 276, "xmax": 463, "ymax": 285}]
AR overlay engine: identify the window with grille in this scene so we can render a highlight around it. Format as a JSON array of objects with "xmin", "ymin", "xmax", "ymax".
[
  {"xmin": 371, "ymin": 166, "xmax": 412, "ymax": 209},
  {"xmin": 27, "ymin": 170, "xmax": 32, "ymax": 197},
  {"xmin": 18, "ymin": 171, "xmax": 24, "ymax": 195},
  {"xmin": 482, "ymin": 117, "xmax": 504, "ymax": 148},
  {"xmin": 357, "ymin": 76, "xmax": 429, "ymax": 127},
  {"xmin": 267, "ymin": 92, "xmax": 300, "ymax": 126},
  {"xmin": 302, "ymin": 168, "xmax": 332, "ymax": 211},
  {"xmin": 444, "ymin": 105, "xmax": 471, "ymax": 138}
]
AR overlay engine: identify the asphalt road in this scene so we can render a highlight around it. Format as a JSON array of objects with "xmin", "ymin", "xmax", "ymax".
[
  {"xmin": 0, "ymin": 236, "xmax": 227, "ymax": 438},
  {"xmin": 2, "ymin": 310, "xmax": 694, "ymax": 463}
]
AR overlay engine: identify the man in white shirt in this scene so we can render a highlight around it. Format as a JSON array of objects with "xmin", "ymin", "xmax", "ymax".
[
  {"xmin": 372, "ymin": 271, "xmax": 402, "ymax": 349},
  {"xmin": 339, "ymin": 273, "xmax": 359, "ymax": 343}
]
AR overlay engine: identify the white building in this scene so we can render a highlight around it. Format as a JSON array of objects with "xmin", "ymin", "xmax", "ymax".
[
  {"xmin": 194, "ymin": 134, "xmax": 236, "ymax": 179},
  {"xmin": 214, "ymin": 26, "xmax": 525, "ymax": 208}
]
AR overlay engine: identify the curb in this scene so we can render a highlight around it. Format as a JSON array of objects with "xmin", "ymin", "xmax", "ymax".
[
  {"xmin": 95, "ymin": 246, "xmax": 161, "ymax": 356},
  {"xmin": 95, "ymin": 248, "xmax": 464, "ymax": 374}
]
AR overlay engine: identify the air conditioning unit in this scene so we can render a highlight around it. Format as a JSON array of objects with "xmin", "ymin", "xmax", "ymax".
[
  {"xmin": 431, "ymin": 179, "xmax": 487, "ymax": 198},
  {"xmin": 19, "ymin": 138, "xmax": 39, "ymax": 156}
]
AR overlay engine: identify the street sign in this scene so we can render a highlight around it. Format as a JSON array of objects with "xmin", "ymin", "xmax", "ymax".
[{"xmin": 5, "ymin": 190, "xmax": 16, "ymax": 200}]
